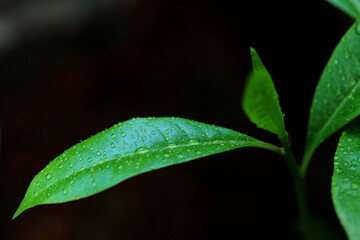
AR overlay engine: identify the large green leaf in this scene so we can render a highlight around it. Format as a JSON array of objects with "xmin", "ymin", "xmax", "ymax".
[
  {"xmin": 13, "ymin": 117, "xmax": 280, "ymax": 219},
  {"xmin": 332, "ymin": 119, "xmax": 360, "ymax": 240},
  {"xmin": 326, "ymin": 0, "xmax": 360, "ymax": 19},
  {"xmin": 242, "ymin": 48, "xmax": 287, "ymax": 140},
  {"xmin": 303, "ymin": 20, "xmax": 360, "ymax": 172}
]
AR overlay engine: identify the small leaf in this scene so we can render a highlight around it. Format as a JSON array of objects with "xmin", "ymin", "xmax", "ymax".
[
  {"xmin": 242, "ymin": 48, "xmax": 287, "ymax": 140},
  {"xmin": 332, "ymin": 119, "xmax": 360, "ymax": 240},
  {"xmin": 303, "ymin": 20, "xmax": 360, "ymax": 172},
  {"xmin": 13, "ymin": 117, "xmax": 280, "ymax": 219},
  {"xmin": 326, "ymin": 0, "xmax": 360, "ymax": 19}
]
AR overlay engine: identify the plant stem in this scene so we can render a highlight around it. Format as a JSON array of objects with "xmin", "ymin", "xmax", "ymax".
[{"xmin": 280, "ymin": 135, "xmax": 312, "ymax": 240}]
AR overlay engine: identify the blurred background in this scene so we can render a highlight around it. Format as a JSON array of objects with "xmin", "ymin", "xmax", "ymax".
[{"xmin": 0, "ymin": 0, "xmax": 354, "ymax": 239}]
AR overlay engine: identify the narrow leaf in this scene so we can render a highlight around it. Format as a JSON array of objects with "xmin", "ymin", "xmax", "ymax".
[
  {"xmin": 332, "ymin": 119, "xmax": 360, "ymax": 240},
  {"xmin": 326, "ymin": 0, "xmax": 360, "ymax": 19},
  {"xmin": 303, "ymin": 20, "xmax": 360, "ymax": 172},
  {"xmin": 13, "ymin": 117, "xmax": 279, "ymax": 219},
  {"xmin": 242, "ymin": 48, "xmax": 287, "ymax": 140}
]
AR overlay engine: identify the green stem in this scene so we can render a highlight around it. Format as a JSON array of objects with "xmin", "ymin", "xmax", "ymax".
[
  {"xmin": 300, "ymin": 148, "xmax": 314, "ymax": 176},
  {"xmin": 280, "ymin": 135, "xmax": 311, "ymax": 240}
]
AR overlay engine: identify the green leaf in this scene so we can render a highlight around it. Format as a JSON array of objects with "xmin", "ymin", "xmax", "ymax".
[
  {"xmin": 332, "ymin": 119, "xmax": 360, "ymax": 240},
  {"xmin": 303, "ymin": 20, "xmax": 360, "ymax": 172},
  {"xmin": 326, "ymin": 0, "xmax": 360, "ymax": 19},
  {"xmin": 13, "ymin": 117, "xmax": 280, "ymax": 219},
  {"xmin": 242, "ymin": 48, "xmax": 287, "ymax": 140}
]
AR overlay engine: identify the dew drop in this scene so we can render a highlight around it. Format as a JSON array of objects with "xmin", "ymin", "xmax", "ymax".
[
  {"xmin": 350, "ymin": 166, "xmax": 356, "ymax": 171},
  {"xmin": 351, "ymin": 183, "xmax": 359, "ymax": 190},
  {"xmin": 164, "ymin": 153, "xmax": 170, "ymax": 158},
  {"xmin": 135, "ymin": 147, "xmax": 149, "ymax": 154},
  {"xmin": 62, "ymin": 189, "xmax": 69, "ymax": 195},
  {"xmin": 92, "ymin": 182, "xmax": 97, "ymax": 187},
  {"xmin": 111, "ymin": 134, "xmax": 117, "ymax": 139},
  {"xmin": 96, "ymin": 151, "xmax": 101, "ymax": 156},
  {"xmin": 344, "ymin": 50, "xmax": 351, "ymax": 59},
  {"xmin": 334, "ymin": 156, "xmax": 339, "ymax": 160},
  {"xmin": 46, "ymin": 173, "xmax": 52, "ymax": 179},
  {"xmin": 87, "ymin": 157, "xmax": 93, "ymax": 162},
  {"xmin": 151, "ymin": 130, "xmax": 156, "ymax": 135},
  {"xmin": 111, "ymin": 143, "xmax": 116, "ymax": 148},
  {"xmin": 168, "ymin": 143, "xmax": 177, "ymax": 148},
  {"xmin": 69, "ymin": 163, "xmax": 74, "ymax": 168},
  {"xmin": 335, "ymin": 169, "xmax": 343, "ymax": 174},
  {"xmin": 350, "ymin": 78, "xmax": 356, "ymax": 85},
  {"xmin": 188, "ymin": 139, "xmax": 199, "ymax": 145},
  {"xmin": 196, "ymin": 151, "xmax": 202, "ymax": 155},
  {"xmin": 118, "ymin": 165, "xmax": 123, "ymax": 170},
  {"xmin": 58, "ymin": 164, "xmax": 64, "ymax": 169},
  {"xmin": 177, "ymin": 154, "xmax": 184, "ymax": 159},
  {"xmin": 121, "ymin": 132, "xmax": 126, "ymax": 137},
  {"xmin": 34, "ymin": 192, "xmax": 39, "ymax": 197},
  {"xmin": 356, "ymin": 21, "xmax": 360, "ymax": 35}
]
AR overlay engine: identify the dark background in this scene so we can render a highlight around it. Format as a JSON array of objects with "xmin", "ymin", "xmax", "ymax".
[{"xmin": 0, "ymin": 0, "xmax": 354, "ymax": 239}]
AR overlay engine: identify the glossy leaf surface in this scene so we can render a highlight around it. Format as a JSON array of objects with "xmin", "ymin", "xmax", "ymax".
[
  {"xmin": 332, "ymin": 120, "xmax": 360, "ymax": 240},
  {"xmin": 304, "ymin": 20, "xmax": 360, "ymax": 172},
  {"xmin": 13, "ymin": 117, "xmax": 278, "ymax": 219},
  {"xmin": 326, "ymin": 0, "xmax": 360, "ymax": 18},
  {"xmin": 242, "ymin": 48, "xmax": 287, "ymax": 140}
]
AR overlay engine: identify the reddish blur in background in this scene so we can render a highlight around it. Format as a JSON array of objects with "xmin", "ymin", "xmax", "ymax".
[{"xmin": 0, "ymin": 0, "xmax": 353, "ymax": 239}]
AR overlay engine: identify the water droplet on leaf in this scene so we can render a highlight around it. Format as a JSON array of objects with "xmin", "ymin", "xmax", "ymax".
[
  {"xmin": 135, "ymin": 147, "xmax": 149, "ymax": 154},
  {"xmin": 168, "ymin": 143, "xmax": 177, "ymax": 148},
  {"xmin": 344, "ymin": 50, "xmax": 351, "ymax": 59},
  {"xmin": 188, "ymin": 139, "xmax": 199, "ymax": 145}
]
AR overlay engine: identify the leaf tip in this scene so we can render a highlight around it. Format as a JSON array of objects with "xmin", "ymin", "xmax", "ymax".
[
  {"xmin": 12, "ymin": 207, "xmax": 24, "ymax": 220},
  {"xmin": 12, "ymin": 199, "xmax": 31, "ymax": 220},
  {"xmin": 249, "ymin": 47, "xmax": 258, "ymax": 60},
  {"xmin": 249, "ymin": 47, "xmax": 264, "ymax": 72}
]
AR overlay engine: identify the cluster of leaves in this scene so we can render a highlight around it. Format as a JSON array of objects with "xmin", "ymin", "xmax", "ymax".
[{"xmin": 12, "ymin": 1, "xmax": 360, "ymax": 239}]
